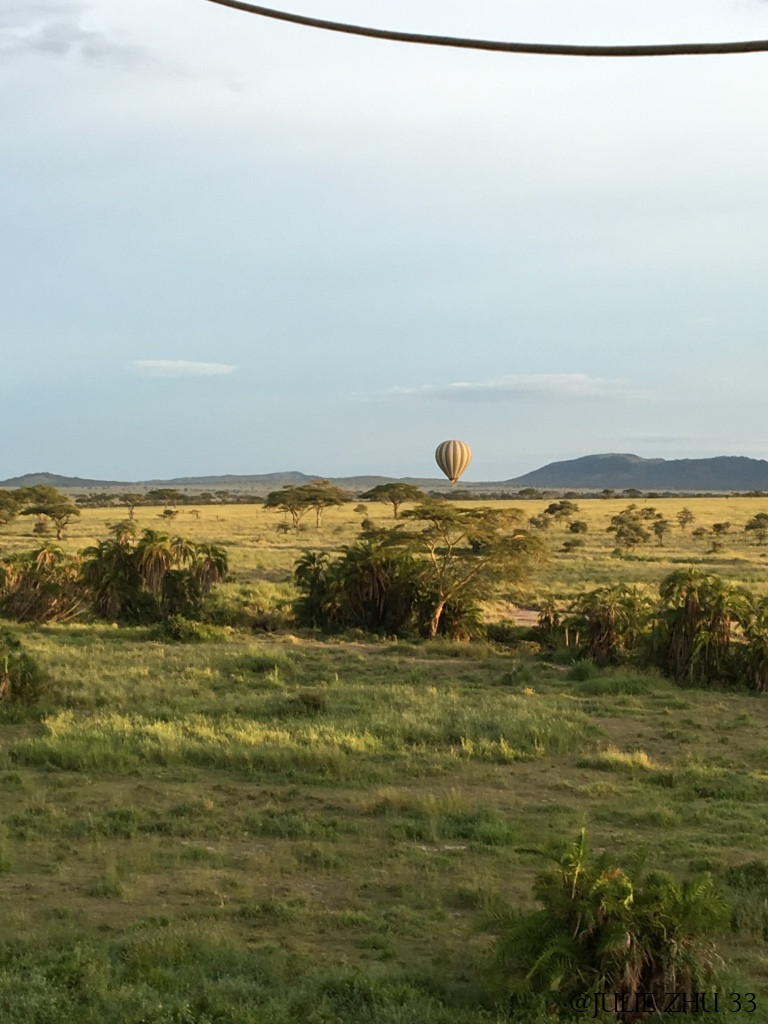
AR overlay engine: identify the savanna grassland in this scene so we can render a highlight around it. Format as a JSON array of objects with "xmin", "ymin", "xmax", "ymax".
[{"xmin": 2, "ymin": 495, "xmax": 768, "ymax": 1022}]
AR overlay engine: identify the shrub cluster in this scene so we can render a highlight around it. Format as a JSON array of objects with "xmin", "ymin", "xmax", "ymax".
[
  {"xmin": 293, "ymin": 542, "xmax": 481, "ymax": 639},
  {"xmin": 542, "ymin": 568, "xmax": 768, "ymax": 690},
  {"xmin": 0, "ymin": 531, "xmax": 229, "ymax": 628},
  {"xmin": 493, "ymin": 829, "xmax": 727, "ymax": 1022}
]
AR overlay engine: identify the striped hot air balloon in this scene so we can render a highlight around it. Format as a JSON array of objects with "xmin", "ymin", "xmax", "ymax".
[{"xmin": 435, "ymin": 440, "xmax": 472, "ymax": 486}]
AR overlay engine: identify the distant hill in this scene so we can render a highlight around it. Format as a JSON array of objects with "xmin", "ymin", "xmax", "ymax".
[
  {"xmin": 0, "ymin": 470, "xmax": 454, "ymax": 495},
  {"xmin": 0, "ymin": 472, "xmax": 130, "ymax": 488},
  {"xmin": 5, "ymin": 454, "xmax": 768, "ymax": 494},
  {"xmin": 512, "ymin": 453, "xmax": 768, "ymax": 491}
]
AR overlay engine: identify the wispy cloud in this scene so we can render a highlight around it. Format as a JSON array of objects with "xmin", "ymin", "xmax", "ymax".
[
  {"xmin": 0, "ymin": 1, "xmax": 160, "ymax": 68},
  {"xmin": 131, "ymin": 360, "xmax": 237, "ymax": 378},
  {"xmin": 364, "ymin": 373, "xmax": 641, "ymax": 403}
]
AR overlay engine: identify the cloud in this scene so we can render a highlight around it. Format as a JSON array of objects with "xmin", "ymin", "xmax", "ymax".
[
  {"xmin": 367, "ymin": 373, "xmax": 640, "ymax": 403},
  {"xmin": 131, "ymin": 360, "xmax": 237, "ymax": 378},
  {"xmin": 0, "ymin": 1, "xmax": 159, "ymax": 68}
]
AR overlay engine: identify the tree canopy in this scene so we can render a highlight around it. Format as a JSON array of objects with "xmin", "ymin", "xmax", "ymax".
[
  {"xmin": 265, "ymin": 481, "xmax": 349, "ymax": 530},
  {"xmin": 359, "ymin": 483, "xmax": 426, "ymax": 518}
]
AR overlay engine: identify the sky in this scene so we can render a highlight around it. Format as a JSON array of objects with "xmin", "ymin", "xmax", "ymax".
[{"xmin": 4, "ymin": 0, "xmax": 768, "ymax": 482}]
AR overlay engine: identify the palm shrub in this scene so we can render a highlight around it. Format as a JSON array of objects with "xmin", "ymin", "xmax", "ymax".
[
  {"xmin": 80, "ymin": 538, "xmax": 148, "ymax": 621},
  {"xmin": 294, "ymin": 551, "xmax": 333, "ymax": 628},
  {"xmin": 81, "ymin": 530, "xmax": 228, "ymax": 624},
  {"xmin": 536, "ymin": 596, "xmax": 562, "ymax": 648},
  {"xmin": 567, "ymin": 585, "xmax": 653, "ymax": 665},
  {"xmin": 293, "ymin": 540, "xmax": 425, "ymax": 636},
  {"xmin": 736, "ymin": 595, "xmax": 768, "ymax": 692},
  {"xmin": 493, "ymin": 829, "xmax": 727, "ymax": 1021},
  {"xmin": 653, "ymin": 569, "xmax": 750, "ymax": 686},
  {"xmin": 161, "ymin": 569, "xmax": 203, "ymax": 618},
  {"xmin": 0, "ymin": 547, "xmax": 84, "ymax": 623}
]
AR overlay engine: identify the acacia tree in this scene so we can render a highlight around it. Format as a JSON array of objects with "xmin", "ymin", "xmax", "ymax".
[
  {"xmin": 265, "ymin": 482, "xmax": 348, "ymax": 530},
  {"xmin": 543, "ymin": 499, "xmax": 579, "ymax": 528},
  {"xmin": 745, "ymin": 513, "xmax": 768, "ymax": 545},
  {"xmin": 359, "ymin": 483, "xmax": 426, "ymax": 519},
  {"xmin": 303, "ymin": 481, "xmax": 349, "ymax": 527},
  {"xmin": 0, "ymin": 492, "xmax": 21, "ymax": 527},
  {"xmin": 606, "ymin": 506, "xmax": 653, "ymax": 552},
  {"xmin": 677, "ymin": 507, "xmax": 695, "ymax": 531},
  {"xmin": 145, "ymin": 488, "xmax": 185, "ymax": 507},
  {"xmin": 399, "ymin": 500, "xmax": 542, "ymax": 638},
  {"xmin": 652, "ymin": 517, "xmax": 671, "ymax": 547},
  {"xmin": 265, "ymin": 485, "xmax": 315, "ymax": 531},
  {"xmin": 20, "ymin": 497, "xmax": 81, "ymax": 540},
  {"xmin": 120, "ymin": 493, "xmax": 144, "ymax": 520}
]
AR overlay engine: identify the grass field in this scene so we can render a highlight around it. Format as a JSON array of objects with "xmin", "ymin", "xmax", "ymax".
[{"xmin": 2, "ymin": 497, "xmax": 768, "ymax": 1021}]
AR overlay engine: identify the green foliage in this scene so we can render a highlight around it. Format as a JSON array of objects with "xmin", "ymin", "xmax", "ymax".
[
  {"xmin": 0, "ymin": 491, "xmax": 21, "ymax": 526},
  {"xmin": 294, "ymin": 504, "xmax": 541, "ymax": 640},
  {"xmin": 81, "ymin": 531, "xmax": 228, "ymax": 624},
  {"xmin": 0, "ymin": 546, "xmax": 84, "ymax": 623},
  {"xmin": 266, "ymin": 481, "xmax": 350, "ymax": 530},
  {"xmin": 20, "ymin": 488, "xmax": 81, "ymax": 540},
  {"xmin": 293, "ymin": 541, "xmax": 425, "ymax": 637},
  {"xmin": 745, "ymin": 512, "xmax": 768, "ymax": 544},
  {"xmin": 653, "ymin": 569, "xmax": 750, "ymax": 687},
  {"xmin": 493, "ymin": 829, "xmax": 727, "ymax": 1018},
  {"xmin": 735, "ymin": 596, "xmax": 768, "ymax": 693},
  {"xmin": 606, "ymin": 505, "xmax": 655, "ymax": 552},
  {"xmin": 359, "ymin": 483, "xmax": 426, "ymax": 518},
  {"xmin": 157, "ymin": 616, "xmax": 228, "ymax": 644},
  {"xmin": 567, "ymin": 585, "xmax": 653, "ymax": 665},
  {"xmin": 399, "ymin": 501, "xmax": 542, "ymax": 639},
  {"xmin": 0, "ymin": 628, "xmax": 48, "ymax": 704}
]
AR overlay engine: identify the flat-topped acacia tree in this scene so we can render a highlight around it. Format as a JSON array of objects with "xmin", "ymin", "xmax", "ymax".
[
  {"xmin": 265, "ymin": 481, "xmax": 349, "ymax": 530},
  {"xmin": 20, "ymin": 497, "xmax": 80, "ymax": 540},
  {"xmin": 360, "ymin": 483, "xmax": 426, "ymax": 519}
]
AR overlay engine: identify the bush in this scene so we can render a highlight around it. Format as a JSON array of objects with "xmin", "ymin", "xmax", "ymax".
[
  {"xmin": 156, "ymin": 616, "xmax": 228, "ymax": 644},
  {"xmin": 0, "ymin": 629, "xmax": 48, "ymax": 704},
  {"xmin": 492, "ymin": 829, "xmax": 728, "ymax": 1020}
]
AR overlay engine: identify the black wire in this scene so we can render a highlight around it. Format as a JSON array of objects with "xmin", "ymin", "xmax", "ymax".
[{"xmin": 205, "ymin": 0, "xmax": 768, "ymax": 57}]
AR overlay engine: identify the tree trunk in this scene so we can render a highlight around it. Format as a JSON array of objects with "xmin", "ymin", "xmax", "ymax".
[{"xmin": 429, "ymin": 598, "xmax": 447, "ymax": 639}]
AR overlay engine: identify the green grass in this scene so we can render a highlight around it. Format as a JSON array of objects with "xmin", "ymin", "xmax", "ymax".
[{"xmin": 4, "ymin": 501, "xmax": 768, "ymax": 1019}]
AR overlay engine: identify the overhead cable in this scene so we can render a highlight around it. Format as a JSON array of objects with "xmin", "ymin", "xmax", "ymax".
[{"xmin": 205, "ymin": 0, "xmax": 768, "ymax": 58}]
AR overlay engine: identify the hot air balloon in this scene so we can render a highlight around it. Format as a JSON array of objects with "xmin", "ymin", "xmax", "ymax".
[{"xmin": 435, "ymin": 440, "xmax": 472, "ymax": 487}]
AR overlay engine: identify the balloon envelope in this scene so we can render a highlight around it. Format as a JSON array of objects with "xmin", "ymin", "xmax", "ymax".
[{"xmin": 435, "ymin": 440, "xmax": 472, "ymax": 486}]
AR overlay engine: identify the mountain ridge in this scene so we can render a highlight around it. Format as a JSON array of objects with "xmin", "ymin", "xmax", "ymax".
[{"xmin": 3, "ymin": 454, "xmax": 768, "ymax": 493}]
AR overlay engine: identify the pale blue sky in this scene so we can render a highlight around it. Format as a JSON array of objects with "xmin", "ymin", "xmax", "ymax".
[{"xmin": 4, "ymin": 0, "xmax": 768, "ymax": 480}]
